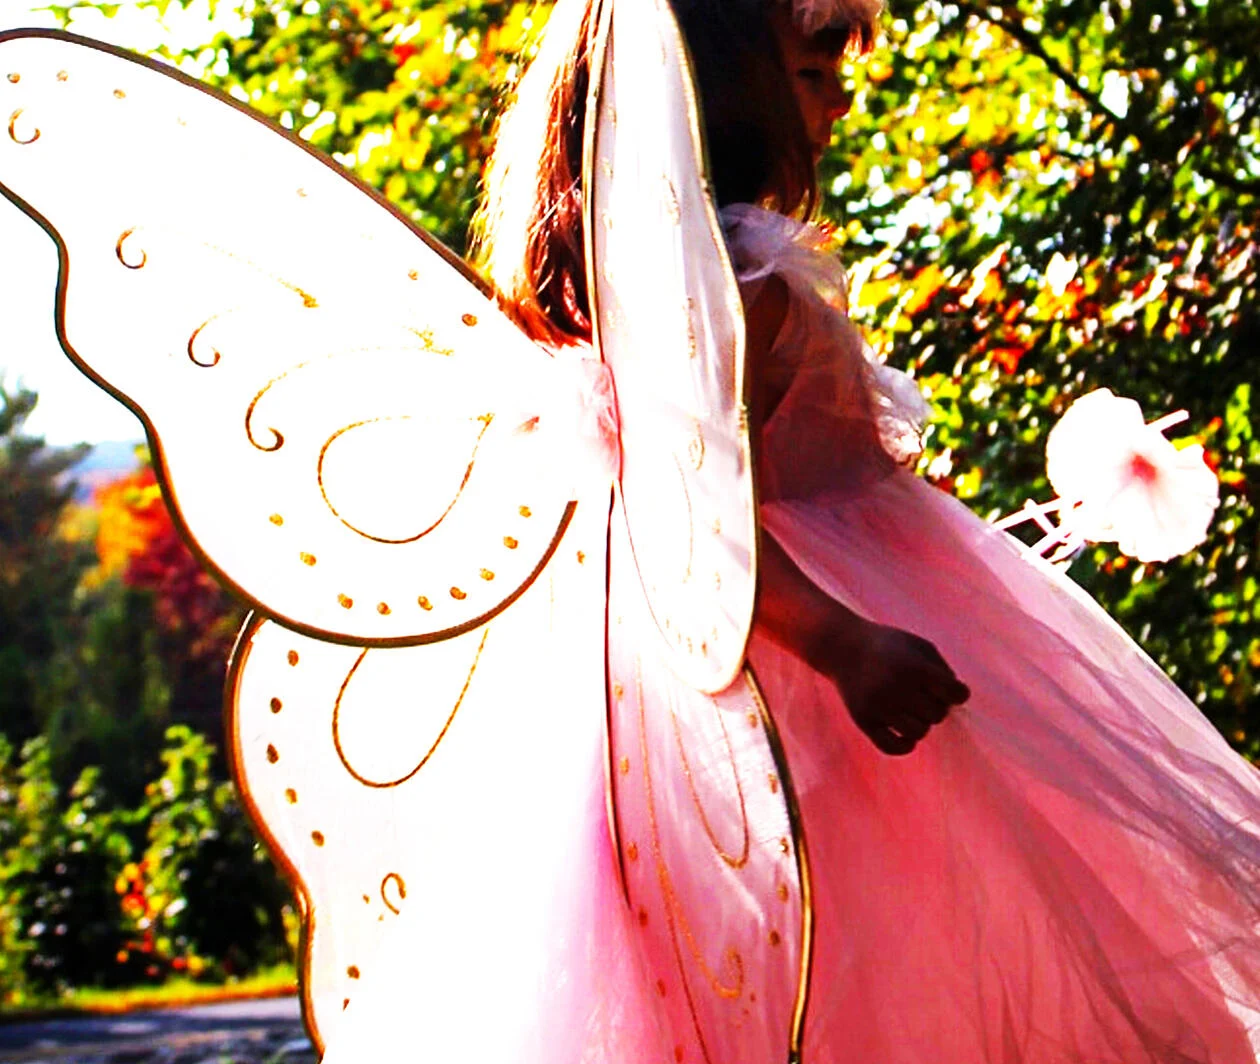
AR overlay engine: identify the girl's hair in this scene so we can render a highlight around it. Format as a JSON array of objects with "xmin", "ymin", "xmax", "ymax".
[{"xmin": 471, "ymin": 0, "xmax": 878, "ymax": 348}]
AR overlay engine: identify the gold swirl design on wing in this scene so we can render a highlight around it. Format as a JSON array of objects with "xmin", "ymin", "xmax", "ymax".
[
  {"xmin": 633, "ymin": 662, "xmax": 742, "ymax": 1064},
  {"xmin": 244, "ymin": 383, "xmax": 285, "ymax": 452},
  {"xmin": 188, "ymin": 317, "xmax": 222, "ymax": 367},
  {"xmin": 316, "ymin": 414, "xmax": 493, "ymax": 544},
  {"xmin": 668, "ymin": 692, "xmax": 749, "ymax": 869},
  {"xmin": 7, "ymin": 108, "xmax": 38, "ymax": 144},
  {"xmin": 116, "ymin": 228, "xmax": 147, "ymax": 270},
  {"xmin": 687, "ymin": 420, "xmax": 706, "ymax": 471},
  {"xmin": 242, "ymin": 336, "xmax": 453, "ymax": 453},
  {"xmin": 332, "ymin": 628, "xmax": 487, "ymax": 789},
  {"xmin": 380, "ymin": 872, "xmax": 406, "ymax": 915}
]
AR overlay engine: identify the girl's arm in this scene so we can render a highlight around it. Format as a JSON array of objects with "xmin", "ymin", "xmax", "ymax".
[{"xmin": 745, "ymin": 277, "xmax": 969, "ymax": 755}]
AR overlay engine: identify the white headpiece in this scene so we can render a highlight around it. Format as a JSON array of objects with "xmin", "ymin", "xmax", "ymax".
[{"xmin": 786, "ymin": 0, "xmax": 884, "ymax": 37}]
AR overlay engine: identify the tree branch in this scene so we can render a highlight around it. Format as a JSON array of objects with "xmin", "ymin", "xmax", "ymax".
[{"xmin": 951, "ymin": 1, "xmax": 1115, "ymax": 119}]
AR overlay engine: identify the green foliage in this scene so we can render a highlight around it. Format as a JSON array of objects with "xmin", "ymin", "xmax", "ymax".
[
  {"xmin": 0, "ymin": 390, "xmax": 274, "ymax": 996},
  {"xmin": 0, "ymin": 383, "xmax": 93, "ymax": 747},
  {"xmin": 164, "ymin": 0, "xmax": 541, "ymax": 251},
  {"xmin": 0, "ymin": 736, "xmax": 130, "ymax": 1002},
  {"xmin": 830, "ymin": 0, "xmax": 1258, "ymax": 749},
  {"xmin": 0, "ymin": 727, "xmax": 289, "ymax": 1004},
  {"xmin": 134, "ymin": 726, "xmax": 290, "ymax": 978}
]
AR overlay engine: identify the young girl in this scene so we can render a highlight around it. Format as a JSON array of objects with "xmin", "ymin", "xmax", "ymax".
[{"xmin": 473, "ymin": 0, "xmax": 1260, "ymax": 1059}]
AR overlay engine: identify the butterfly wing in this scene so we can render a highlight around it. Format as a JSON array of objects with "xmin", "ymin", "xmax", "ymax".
[
  {"xmin": 228, "ymin": 500, "xmax": 610, "ymax": 1056},
  {"xmin": 586, "ymin": 0, "xmax": 756, "ymax": 695},
  {"xmin": 605, "ymin": 505, "xmax": 811, "ymax": 1064},
  {"xmin": 0, "ymin": 30, "xmax": 576, "ymax": 648},
  {"xmin": 589, "ymin": 2, "xmax": 813, "ymax": 1059}
]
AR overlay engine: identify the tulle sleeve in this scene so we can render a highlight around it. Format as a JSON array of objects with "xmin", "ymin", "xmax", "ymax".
[{"xmin": 720, "ymin": 204, "xmax": 929, "ymax": 502}]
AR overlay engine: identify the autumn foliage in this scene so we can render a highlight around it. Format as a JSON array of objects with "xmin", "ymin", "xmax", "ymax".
[{"xmin": 93, "ymin": 467, "xmax": 235, "ymax": 663}]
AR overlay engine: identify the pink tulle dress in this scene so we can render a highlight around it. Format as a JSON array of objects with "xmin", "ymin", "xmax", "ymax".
[{"xmin": 721, "ymin": 203, "xmax": 1260, "ymax": 1061}]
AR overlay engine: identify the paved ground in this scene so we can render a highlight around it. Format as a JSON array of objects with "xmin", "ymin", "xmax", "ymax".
[{"xmin": 0, "ymin": 998, "xmax": 313, "ymax": 1064}]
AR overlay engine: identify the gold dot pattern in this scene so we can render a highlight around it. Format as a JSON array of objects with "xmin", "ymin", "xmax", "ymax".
[
  {"xmin": 377, "ymin": 602, "xmax": 391, "ymax": 615},
  {"xmin": 347, "ymin": 965, "xmax": 360, "ymax": 979},
  {"xmin": 300, "ymin": 552, "xmax": 317, "ymax": 566},
  {"xmin": 461, "ymin": 313, "xmax": 478, "ymax": 327},
  {"xmin": 479, "ymin": 569, "xmax": 495, "ymax": 581},
  {"xmin": 285, "ymin": 788, "xmax": 297, "ymax": 804},
  {"xmin": 450, "ymin": 587, "xmax": 467, "ymax": 600},
  {"xmin": 311, "ymin": 831, "xmax": 325, "ymax": 847},
  {"xmin": 576, "ymin": 551, "xmax": 586, "ymax": 564},
  {"xmin": 776, "ymin": 883, "xmax": 789, "ymax": 902},
  {"xmin": 503, "ymin": 536, "xmax": 518, "ymax": 549},
  {"xmin": 519, "ymin": 506, "xmax": 532, "ymax": 518},
  {"xmin": 417, "ymin": 596, "xmax": 433, "ymax": 611},
  {"xmin": 6, "ymin": 73, "xmax": 18, "ymax": 83},
  {"xmin": 619, "ymin": 756, "xmax": 630, "ymax": 775},
  {"xmin": 56, "ymin": 71, "xmax": 68, "ymax": 82},
  {"xmin": 269, "ymin": 514, "xmax": 284, "ymax": 526},
  {"xmin": 408, "ymin": 269, "xmax": 419, "ymax": 280},
  {"xmin": 338, "ymin": 594, "xmax": 354, "ymax": 609},
  {"xmin": 266, "ymin": 744, "xmax": 279, "ymax": 764},
  {"xmin": 113, "ymin": 88, "xmax": 125, "ymax": 98},
  {"xmin": 269, "ymin": 697, "xmax": 282, "ymax": 714},
  {"xmin": 626, "ymin": 842, "xmax": 639, "ymax": 862},
  {"xmin": 769, "ymin": 773, "xmax": 779, "ymax": 794},
  {"xmin": 287, "ymin": 650, "xmax": 299, "ymax": 666},
  {"xmin": 769, "ymin": 930, "xmax": 781, "ymax": 947}
]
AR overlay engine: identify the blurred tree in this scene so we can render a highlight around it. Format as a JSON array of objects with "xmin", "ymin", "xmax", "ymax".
[
  {"xmin": 48, "ymin": 0, "xmax": 1259, "ymax": 760},
  {"xmin": 48, "ymin": 0, "xmax": 543, "ymax": 251},
  {"xmin": 93, "ymin": 467, "xmax": 243, "ymax": 744},
  {"xmin": 831, "ymin": 0, "xmax": 1259, "ymax": 751},
  {"xmin": 0, "ymin": 383, "xmax": 92, "ymax": 747}
]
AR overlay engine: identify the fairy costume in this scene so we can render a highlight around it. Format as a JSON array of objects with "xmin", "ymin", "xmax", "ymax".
[
  {"xmin": 2, "ymin": 0, "xmax": 1259, "ymax": 1060},
  {"xmin": 726, "ymin": 204, "xmax": 1260, "ymax": 1060}
]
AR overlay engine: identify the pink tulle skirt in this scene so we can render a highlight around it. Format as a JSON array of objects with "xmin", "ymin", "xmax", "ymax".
[
  {"xmin": 741, "ymin": 468, "xmax": 1260, "ymax": 1061},
  {"xmin": 321, "ymin": 467, "xmax": 1260, "ymax": 1064}
]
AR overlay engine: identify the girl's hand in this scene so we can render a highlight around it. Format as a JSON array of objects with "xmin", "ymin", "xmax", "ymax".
[
  {"xmin": 757, "ymin": 529, "xmax": 968, "ymax": 757},
  {"xmin": 824, "ymin": 621, "xmax": 970, "ymax": 756}
]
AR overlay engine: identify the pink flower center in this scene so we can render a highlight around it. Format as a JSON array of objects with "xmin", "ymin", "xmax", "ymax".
[{"xmin": 1129, "ymin": 453, "xmax": 1159, "ymax": 483}]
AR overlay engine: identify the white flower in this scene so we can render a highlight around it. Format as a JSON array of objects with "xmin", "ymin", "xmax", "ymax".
[{"xmin": 1045, "ymin": 389, "xmax": 1220, "ymax": 563}]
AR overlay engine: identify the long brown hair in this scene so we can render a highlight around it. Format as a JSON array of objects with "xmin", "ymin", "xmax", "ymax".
[{"xmin": 471, "ymin": 0, "xmax": 878, "ymax": 348}]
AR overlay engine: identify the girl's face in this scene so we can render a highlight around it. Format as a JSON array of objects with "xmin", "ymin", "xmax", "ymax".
[{"xmin": 769, "ymin": 6, "xmax": 853, "ymax": 161}]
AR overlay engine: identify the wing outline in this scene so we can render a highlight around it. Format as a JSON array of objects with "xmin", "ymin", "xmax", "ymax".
[{"xmin": 0, "ymin": 28, "xmax": 578, "ymax": 649}]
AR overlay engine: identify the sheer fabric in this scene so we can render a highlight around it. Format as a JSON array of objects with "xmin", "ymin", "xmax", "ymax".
[{"xmin": 726, "ymin": 203, "xmax": 1260, "ymax": 1061}]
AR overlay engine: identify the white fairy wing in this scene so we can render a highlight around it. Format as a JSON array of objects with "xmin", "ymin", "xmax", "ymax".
[
  {"xmin": 586, "ymin": 0, "xmax": 756, "ymax": 694},
  {"xmin": 228, "ymin": 504, "xmax": 610, "ymax": 1057},
  {"xmin": 605, "ymin": 503, "xmax": 811, "ymax": 1064},
  {"xmin": 0, "ymin": 30, "xmax": 575, "ymax": 647},
  {"xmin": 589, "ymin": 3, "xmax": 812, "ymax": 1058}
]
